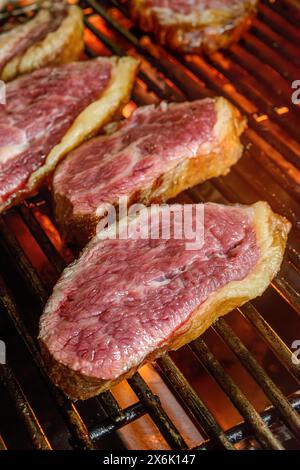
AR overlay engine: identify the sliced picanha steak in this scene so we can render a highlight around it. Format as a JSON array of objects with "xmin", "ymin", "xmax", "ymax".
[
  {"xmin": 39, "ymin": 201, "xmax": 290, "ymax": 400},
  {"xmin": 128, "ymin": 0, "xmax": 258, "ymax": 53},
  {"xmin": 53, "ymin": 97, "xmax": 246, "ymax": 246},
  {"xmin": 0, "ymin": 56, "xmax": 139, "ymax": 212}
]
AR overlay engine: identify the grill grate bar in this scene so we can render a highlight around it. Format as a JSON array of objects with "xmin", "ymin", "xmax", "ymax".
[
  {"xmin": 182, "ymin": 57, "xmax": 300, "ymax": 170},
  {"xmin": 277, "ymin": 0, "xmax": 300, "ymax": 27},
  {"xmin": 241, "ymin": 129, "xmax": 299, "ymax": 205},
  {"xmin": 0, "ymin": 365, "xmax": 51, "ymax": 450},
  {"xmin": 214, "ymin": 318, "xmax": 300, "ymax": 440},
  {"xmin": 157, "ymin": 355, "xmax": 235, "ymax": 450},
  {"xmin": 0, "ymin": 215, "xmax": 48, "ymax": 303},
  {"xmin": 0, "ymin": 275, "xmax": 96, "ymax": 450},
  {"xmin": 241, "ymin": 304, "xmax": 300, "ymax": 384},
  {"xmin": 83, "ymin": 0, "xmax": 140, "ymax": 47},
  {"xmin": 83, "ymin": 18, "xmax": 183, "ymax": 102},
  {"xmin": 82, "ymin": 0, "xmax": 211, "ymax": 101},
  {"xmin": 226, "ymin": 40, "xmax": 299, "ymax": 103},
  {"xmin": 245, "ymin": 26, "xmax": 300, "ymax": 78},
  {"xmin": 226, "ymin": 162, "xmax": 300, "ymax": 237},
  {"xmin": 275, "ymin": 0, "xmax": 300, "ymax": 22},
  {"xmin": 190, "ymin": 339, "xmax": 285, "ymax": 450},
  {"xmin": 128, "ymin": 373, "xmax": 188, "ymax": 450},
  {"xmin": 99, "ymin": 391, "xmax": 126, "ymax": 422},
  {"xmin": 196, "ymin": 392, "xmax": 300, "ymax": 450},
  {"xmin": 271, "ymin": 277, "xmax": 300, "ymax": 318},
  {"xmin": 256, "ymin": 2, "xmax": 300, "ymax": 64},
  {"xmin": 83, "ymin": 28, "xmax": 202, "ymax": 103},
  {"xmin": 18, "ymin": 205, "xmax": 66, "ymax": 274},
  {"xmin": 89, "ymin": 402, "xmax": 146, "ymax": 441},
  {"xmin": 259, "ymin": 1, "xmax": 300, "ymax": 44},
  {"xmin": 204, "ymin": 53, "xmax": 299, "ymax": 143}
]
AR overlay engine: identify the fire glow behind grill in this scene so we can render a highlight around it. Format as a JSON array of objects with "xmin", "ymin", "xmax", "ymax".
[{"xmin": 0, "ymin": 0, "xmax": 299, "ymax": 451}]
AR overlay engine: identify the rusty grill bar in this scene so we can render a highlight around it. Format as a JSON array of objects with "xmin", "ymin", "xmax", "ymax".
[{"xmin": 0, "ymin": 0, "xmax": 300, "ymax": 450}]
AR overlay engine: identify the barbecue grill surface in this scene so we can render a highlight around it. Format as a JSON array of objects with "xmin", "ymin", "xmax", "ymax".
[{"xmin": 0, "ymin": 0, "xmax": 299, "ymax": 451}]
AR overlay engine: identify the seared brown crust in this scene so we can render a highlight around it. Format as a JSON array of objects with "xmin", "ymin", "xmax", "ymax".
[
  {"xmin": 54, "ymin": 97, "xmax": 247, "ymax": 247},
  {"xmin": 0, "ymin": 5, "xmax": 84, "ymax": 82},
  {"xmin": 128, "ymin": 0, "xmax": 258, "ymax": 53},
  {"xmin": 0, "ymin": 56, "xmax": 139, "ymax": 214},
  {"xmin": 40, "ymin": 201, "xmax": 291, "ymax": 400}
]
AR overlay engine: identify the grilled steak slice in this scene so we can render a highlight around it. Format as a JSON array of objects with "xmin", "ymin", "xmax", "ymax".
[
  {"xmin": 0, "ymin": 56, "xmax": 139, "ymax": 212},
  {"xmin": 128, "ymin": 0, "xmax": 258, "ymax": 53},
  {"xmin": 0, "ymin": 1, "xmax": 84, "ymax": 82},
  {"xmin": 39, "ymin": 201, "xmax": 290, "ymax": 400},
  {"xmin": 53, "ymin": 97, "xmax": 246, "ymax": 246}
]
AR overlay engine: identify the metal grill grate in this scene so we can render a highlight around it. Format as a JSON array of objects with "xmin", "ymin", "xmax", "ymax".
[{"xmin": 0, "ymin": 0, "xmax": 299, "ymax": 450}]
